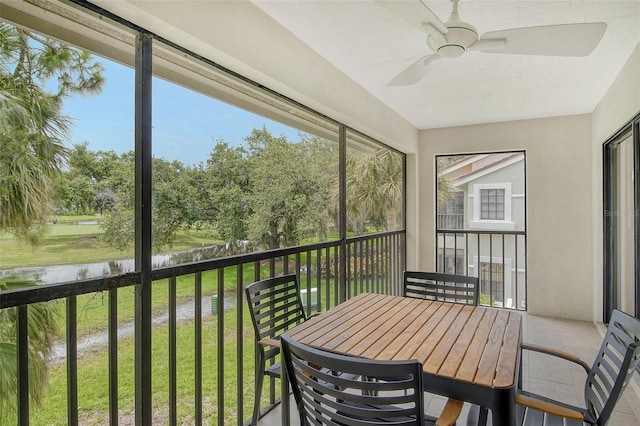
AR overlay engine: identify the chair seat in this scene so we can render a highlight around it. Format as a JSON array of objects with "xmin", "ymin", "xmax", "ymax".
[
  {"xmin": 266, "ymin": 360, "xmax": 360, "ymax": 389},
  {"xmin": 337, "ymin": 402, "xmax": 445, "ymax": 425},
  {"xmin": 519, "ymin": 408, "xmax": 584, "ymax": 426},
  {"xmin": 265, "ymin": 362, "xmax": 281, "ymax": 378},
  {"xmin": 466, "ymin": 404, "xmax": 586, "ymax": 426}
]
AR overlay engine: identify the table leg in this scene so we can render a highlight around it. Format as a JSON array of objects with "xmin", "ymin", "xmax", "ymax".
[
  {"xmin": 281, "ymin": 347, "xmax": 290, "ymax": 426},
  {"xmin": 490, "ymin": 390, "xmax": 516, "ymax": 426}
]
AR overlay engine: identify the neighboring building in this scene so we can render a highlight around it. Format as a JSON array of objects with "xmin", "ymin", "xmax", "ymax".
[{"xmin": 437, "ymin": 152, "xmax": 526, "ymax": 308}]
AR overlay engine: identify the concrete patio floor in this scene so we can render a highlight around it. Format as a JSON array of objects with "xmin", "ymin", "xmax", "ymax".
[{"xmin": 258, "ymin": 311, "xmax": 640, "ymax": 425}]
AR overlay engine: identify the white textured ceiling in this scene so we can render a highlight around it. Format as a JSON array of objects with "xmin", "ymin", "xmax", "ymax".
[{"xmin": 253, "ymin": 0, "xmax": 640, "ymax": 129}]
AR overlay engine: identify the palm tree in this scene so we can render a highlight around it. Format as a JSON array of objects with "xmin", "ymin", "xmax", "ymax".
[
  {"xmin": 0, "ymin": 278, "xmax": 60, "ymax": 420},
  {"xmin": 436, "ymin": 156, "xmax": 459, "ymax": 208},
  {"xmin": 347, "ymin": 149, "xmax": 404, "ymax": 232},
  {"xmin": 0, "ymin": 22, "xmax": 104, "ymax": 241},
  {"xmin": 0, "ymin": 23, "xmax": 103, "ymax": 419}
]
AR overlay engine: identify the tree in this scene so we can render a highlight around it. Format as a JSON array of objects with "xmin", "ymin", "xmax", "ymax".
[
  {"xmin": 99, "ymin": 155, "xmax": 202, "ymax": 252},
  {"xmin": 0, "ymin": 278, "xmax": 61, "ymax": 420},
  {"xmin": 343, "ymin": 149, "xmax": 404, "ymax": 234},
  {"xmin": 245, "ymin": 127, "xmax": 334, "ymax": 249},
  {"xmin": 201, "ymin": 141, "xmax": 251, "ymax": 242},
  {"xmin": 0, "ymin": 23, "xmax": 103, "ymax": 420},
  {"xmin": 436, "ymin": 156, "xmax": 459, "ymax": 208},
  {"xmin": 0, "ymin": 23, "xmax": 104, "ymax": 239}
]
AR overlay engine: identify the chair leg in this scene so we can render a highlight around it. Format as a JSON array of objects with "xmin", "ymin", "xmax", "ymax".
[
  {"xmin": 466, "ymin": 405, "xmax": 489, "ymax": 426},
  {"xmin": 252, "ymin": 356, "xmax": 266, "ymax": 426},
  {"xmin": 478, "ymin": 407, "xmax": 488, "ymax": 426}
]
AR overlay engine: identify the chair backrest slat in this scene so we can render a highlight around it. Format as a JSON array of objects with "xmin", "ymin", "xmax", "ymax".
[
  {"xmin": 403, "ymin": 271, "xmax": 479, "ymax": 306},
  {"xmin": 281, "ymin": 334, "xmax": 425, "ymax": 426},
  {"xmin": 585, "ymin": 309, "xmax": 640, "ymax": 425},
  {"xmin": 245, "ymin": 274, "xmax": 307, "ymax": 361}
]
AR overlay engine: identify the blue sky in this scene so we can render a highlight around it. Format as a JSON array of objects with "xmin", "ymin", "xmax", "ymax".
[{"xmin": 62, "ymin": 60, "xmax": 300, "ymax": 166}]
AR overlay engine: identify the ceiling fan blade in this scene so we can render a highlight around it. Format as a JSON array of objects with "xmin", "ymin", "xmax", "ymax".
[
  {"xmin": 476, "ymin": 22, "xmax": 606, "ymax": 57},
  {"xmin": 376, "ymin": 0, "xmax": 448, "ymax": 35},
  {"xmin": 388, "ymin": 55, "xmax": 438, "ymax": 87},
  {"xmin": 468, "ymin": 38, "xmax": 506, "ymax": 52}
]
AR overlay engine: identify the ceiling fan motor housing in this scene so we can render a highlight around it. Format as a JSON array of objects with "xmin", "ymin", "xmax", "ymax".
[{"xmin": 430, "ymin": 22, "xmax": 479, "ymax": 58}]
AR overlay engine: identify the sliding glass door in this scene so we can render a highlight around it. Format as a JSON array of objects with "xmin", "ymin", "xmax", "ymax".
[{"xmin": 604, "ymin": 115, "xmax": 640, "ymax": 322}]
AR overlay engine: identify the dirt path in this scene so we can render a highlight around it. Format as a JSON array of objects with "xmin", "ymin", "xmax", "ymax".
[{"xmin": 49, "ymin": 295, "xmax": 236, "ymax": 364}]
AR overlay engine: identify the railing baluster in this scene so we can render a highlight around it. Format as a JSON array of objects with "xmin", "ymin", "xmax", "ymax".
[
  {"xmin": 217, "ymin": 268, "xmax": 224, "ymax": 426},
  {"xmin": 385, "ymin": 235, "xmax": 390, "ymax": 294},
  {"xmin": 67, "ymin": 296, "xmax": 78, "ymax": 425},
  {"xmin": 515, "ymin": 235, "xmax": 519, "ymax": 309},
  {"xmin": 364, "ymin": 239, "xmax": 370, "ymax": 293},
  {"xmin": 17, "ymin": 305, "xmax": 28, "ymax": 426},
  {"xmin": 345, "ymin": 243, "xmax": 350, "ymax": 299},
  {"xmin": 315, "ymin": 249, "xmax": 322, "ymax": 311},
  {"xmin": 109, "ymin": 287, "xmax": 118, "ymax": 426},
  {"xmin": 306, "ymin": 250, "xmax": 312, "ymax": 312},
  {"xmin": 235, "ymin": 266, "xmax": 242, "ymax": 426},
  {"xmin": 489, "ymin": 234, "xmax": 495, "ymax": 306},
  {"xmin": 295, "ymin": 252, "xmax": 301, "ymax": 287},
  {"xmin": 454, "ymin": 231, "xmax": 458, "ymax": 274},
  {"xmin": 195, "ymin": 272, "xmax": 202, "ymax": 426},
  {"xmin": 169, "ymin": 276, "xmax": 177, "ymax": 426},
  {"xmin": 502, "ymin": 234, "xmax": 506, "ymax": 307},
  {"xmin": 476, "ymin": 233, "xmax": 480, "ymax": 291},
  {"xmin": 465, "ymin": 232, "xmax": 469, "ymax": 276},
  {"xmin": 358, "ymin": 240, "xmax": 364, "ymax": 294}
]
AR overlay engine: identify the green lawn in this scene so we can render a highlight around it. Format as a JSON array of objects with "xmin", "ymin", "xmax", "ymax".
[
  {"xmin": 7, "ymin": 305, "xmax": 259, "ymax": 425},
  {"xmin": 0, "ymin": 215, "xmax": 358, "ymax": 423},
  {"xmin": 9, "ymin": 270, "xmax": 344, "ymax": 425},
  {"xmin": 0, "ymin": 215, "xmax": 221, "ymax": 269}
]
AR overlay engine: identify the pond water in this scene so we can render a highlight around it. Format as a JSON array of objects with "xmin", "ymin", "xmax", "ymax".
[{"xmin": 0, "ymin": 241, "xmax": 255, "ymax": 284}]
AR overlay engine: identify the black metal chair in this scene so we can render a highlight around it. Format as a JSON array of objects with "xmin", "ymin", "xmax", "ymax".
[
  {"xmin": 403, "ymin": 271, "xmax": 479, "ymax": 306},
  {"xmin": 467, "ymin": 309, "xmax": 640, "ymax": 426},
  {"xmin": 281, "ymin": 333, "xmax": 462, "ymax": 426},
  {"xmin": 245, "ymin": 274, "xmax": 308, "ymax": 426}
]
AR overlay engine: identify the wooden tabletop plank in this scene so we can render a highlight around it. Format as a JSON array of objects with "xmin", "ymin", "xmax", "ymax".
[
  {"xmin": 333, "ymin": 296, "xmax": 417, "ymax": 355},
  {"xmin": 376, "ymin": 299, "xmax": 441, "ymax": 360},
  {"xmin": 392, "ymin": 302, "xmax": 453, "ymax": 361},
  {"xmin": 438, "ymin": 307, "xmax": 486, "ymax": 378},
  {"xmin": 286, "ymin": 293, "xmax": 374, "ymax": 340},
  {"xmin": 358, "ymin": 298, "xmax": 434, "ymax": 360},
  {"xmin": 475, "ymin": 309, "xmax": 510, "ymax": 387},
  {"xmin": 291, "ymin": 294, "xmax": 387, "ymax": 345},
  {"xmin": 413, "ymin": 303, "xmax": 465, "ymax": 367},
  {"xmin": 456, "ymin": 308, "xmax": 498, "ymax": 382},
  {"xmin": 306, "ymin": 295, "xmax": 399, "ymax": 351},
  {"xmin": 424, "ymin": 305, "xmax": 474, "ymax": 374},
  {"xmin": 494, "ymin": 312, "xmax": 522, "ymax": 388}
]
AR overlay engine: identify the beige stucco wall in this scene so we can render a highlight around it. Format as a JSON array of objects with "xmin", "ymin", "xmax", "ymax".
[
  {"xmin": 591, "ymin": 42, "xmax": 640, "ymax": 322},
  {"xmin": 418, "ymin": 115, "xmax": 593, "ymax": 320}
]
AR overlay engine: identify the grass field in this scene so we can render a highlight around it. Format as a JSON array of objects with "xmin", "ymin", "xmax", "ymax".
[
  {"xmin": 0, "ymin": 215, "xmax": 350, "ymax": 424},
  {"xmin": 5, "ymin": 269, "xmax": 341, "ymax": 425},
  {"xmin": 0, "ymin": 215, "xmax": 221, "ymax": 269}
]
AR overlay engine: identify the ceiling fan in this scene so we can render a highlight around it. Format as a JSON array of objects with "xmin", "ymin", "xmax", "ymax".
[{"xmin": 378, "ymin": 0, "xmax": 607, "ymax": 86}]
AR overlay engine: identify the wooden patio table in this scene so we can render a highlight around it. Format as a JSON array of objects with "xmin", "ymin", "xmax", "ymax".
[{"xmin": 281, "ymin": 292, "xmax": 522, "ymax": 426}]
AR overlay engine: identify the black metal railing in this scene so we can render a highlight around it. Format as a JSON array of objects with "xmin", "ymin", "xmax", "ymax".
[
  {"xmin": 436, "ymin": 229, "xmax": 526, "ymax": 310},
  {"xmin": 0, "ymin": 230, "xmax": 404, "ymax": 425}
]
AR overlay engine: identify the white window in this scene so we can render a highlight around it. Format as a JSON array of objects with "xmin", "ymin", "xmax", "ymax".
[
  {"xmin": 480, "ymin": 188, "xmax": 504, "ymax": 220},
  {"xmin": 470, "ymin": 183, "xmax": 514, "ymax": 230}
]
